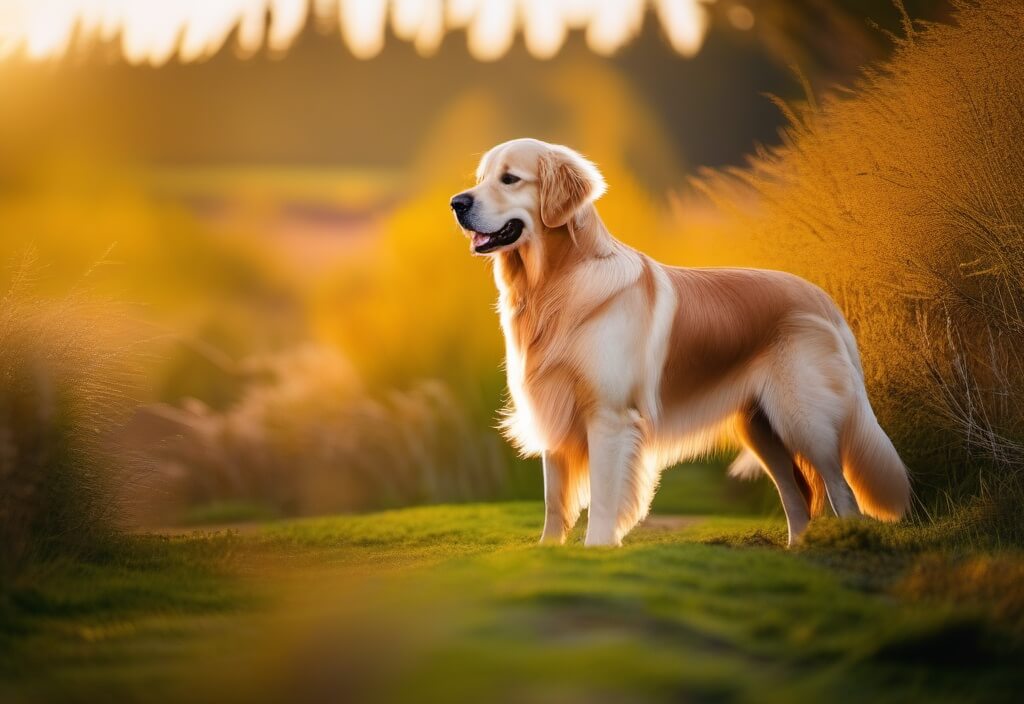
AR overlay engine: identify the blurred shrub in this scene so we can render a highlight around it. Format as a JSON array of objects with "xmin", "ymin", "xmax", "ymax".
[
  {"xmin": 0, "ymin": 267, "xmax": 135, "ymax": 578},
  {"xmin": 0, "ymin": 159, "xmax": 296, "ymax": 317},
  {"xmin": 128, "ymin": 345, "xmax": 508, "ymax": 523},
  {"xmin": 896, "ymin": 552, "xmax": 1024, "ymax": 635},
  {"xmin": 693, "ymin": 0, "xmax": 1024, "ymax": 533}
]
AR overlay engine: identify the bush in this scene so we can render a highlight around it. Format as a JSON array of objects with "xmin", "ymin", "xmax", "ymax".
[
  {"xmin": 127, "ymin": 345, "xmax": 509, "ymax": 522},
  {"xmin": 692, "ymin": 0, "xmax": 1024, "ymax": 531},
  {"xmin": 0, "ymin": 269, "xmax": 135, "ymax": 578}
]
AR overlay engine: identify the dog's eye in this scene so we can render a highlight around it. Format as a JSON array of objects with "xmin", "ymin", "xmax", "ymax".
[{"xmin": 500, "ymin": 173, "xmax": 521, "ymax": 185}]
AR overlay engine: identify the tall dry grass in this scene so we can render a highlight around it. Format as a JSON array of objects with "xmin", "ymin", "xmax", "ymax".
[
  {"xmin": 693, "ymin": 0, "xmax": 1024, "ymax": 539},
  {"xmin": 0, "ymin": 260, "xmax": 136, "ymax": 578},
  {"xmin": 127, "ymin": 345, "xmax": 508, "ymax": 523}
]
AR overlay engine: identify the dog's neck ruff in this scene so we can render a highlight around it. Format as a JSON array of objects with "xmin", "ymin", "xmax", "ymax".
[
  {"xmin": 493, "ymin": 206, "xmax": 646, "ymax": 367},
  {"xmin": 494, "ymin": 204, "xmax": 613, "ymax": 299}
]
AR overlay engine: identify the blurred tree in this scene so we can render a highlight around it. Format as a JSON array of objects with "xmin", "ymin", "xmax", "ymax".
[{"xmin": 728, "ymin": 0, "xmax": 951, "ymax": 80}]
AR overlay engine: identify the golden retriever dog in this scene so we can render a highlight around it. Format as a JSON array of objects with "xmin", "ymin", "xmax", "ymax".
[{"xmin": 450, "ymin": 138, "xmax": 911, "ymax": 547}]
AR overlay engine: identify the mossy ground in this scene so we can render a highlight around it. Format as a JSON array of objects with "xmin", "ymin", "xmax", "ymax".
[{"xmin": 2, "ymin": 500, "xmax": 1022, "ymax": 704}]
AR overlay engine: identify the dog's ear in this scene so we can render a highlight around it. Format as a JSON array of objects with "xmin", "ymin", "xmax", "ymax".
[{"xmin": 538, "ymin": 147, "xmax": 606, "ymax": 229}]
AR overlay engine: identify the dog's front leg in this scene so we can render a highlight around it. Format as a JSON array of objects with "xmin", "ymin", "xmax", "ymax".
[
  {"xmin": 540, "ymin": 451, "xmax": 570, "ymax": 544},
  {"xmin": 540, "ymin": 449, "xmax": 588, "ymax": 544},
  {"xmin": 585, "ymin": 409, "xmax": 645, "ymax": 547}
]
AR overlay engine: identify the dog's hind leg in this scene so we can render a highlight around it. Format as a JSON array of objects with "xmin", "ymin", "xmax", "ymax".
[
  {"xmin": 764, "ymin": 317, "xmax": 863, "ymax": 521},
  {"xmin": 735, "ymin": 406, "xmax": 811, "ymax": 546},
  {"xmin": 804, "ymin": 445, "xmax": 861, "ymax": 519},
  {"xmin": 540, "ymin": 447, "xmax": 589, "ymax": 544},
  {"xmin": 584, "ymin": 408, "xmax": 649, "ymax": 547}
]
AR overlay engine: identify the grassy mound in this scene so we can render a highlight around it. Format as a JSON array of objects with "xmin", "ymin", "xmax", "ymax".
[{"xmin": 3, "ymin": 503, "xmax": 1023, "ymax": 703}]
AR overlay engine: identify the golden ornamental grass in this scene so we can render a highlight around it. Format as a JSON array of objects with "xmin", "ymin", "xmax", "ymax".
[{"xmin": 691, "ymin": 0, "xmax": 1024, "ymax": 530}]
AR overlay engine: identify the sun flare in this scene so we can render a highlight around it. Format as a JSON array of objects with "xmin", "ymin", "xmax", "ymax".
[{"xmin": 0, "ymin": 0, "xmax": 714, "ymax": 64}]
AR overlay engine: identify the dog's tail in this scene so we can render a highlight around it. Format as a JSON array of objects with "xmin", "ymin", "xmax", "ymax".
[
  {"xmin": 840, "ymin": 391, "xmax": 911, "ymax": 520},
  {"xmin": 833, "ymin": 319, "xmax": 911, "ymax": 521},
  {"xmin": 727, "ymin": 449, "xmax": 762, "ymax": 480}
]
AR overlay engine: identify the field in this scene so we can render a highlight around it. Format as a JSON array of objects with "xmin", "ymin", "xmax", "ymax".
[
  {"xmin": 2, "ymin": 3, "xmax": 1024, "ymax": 701},
  {"xmin": 3, "ymin": 484, "xmax": 1022, "ymax": 704}
]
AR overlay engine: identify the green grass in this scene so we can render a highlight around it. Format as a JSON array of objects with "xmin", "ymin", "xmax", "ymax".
[
  {"xmin": 2, "ymin": 503, "xmax": 1022, "ymax": 704},
  {"xmin": 650, "ymin": 462, "xmax": 775, "ymax": 516},
  {"xmin": 181, "ymin": 501, "xmax": 284, "ymax": 527}
]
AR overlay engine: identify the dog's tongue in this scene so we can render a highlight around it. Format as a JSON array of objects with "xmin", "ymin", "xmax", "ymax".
[{"xmin": 472, "ymin": 232, "xmax": 492, "ymax": 249}]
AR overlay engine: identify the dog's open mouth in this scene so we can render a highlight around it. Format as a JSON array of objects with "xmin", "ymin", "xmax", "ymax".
[{"xmin": 471, "ymin": 219, "xmax": 524, "ymax": 253}]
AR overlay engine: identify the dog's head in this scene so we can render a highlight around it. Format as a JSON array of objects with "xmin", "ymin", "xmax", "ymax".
[{"xmin": 450, "ymin": 139, "xmax": 606, "ymax": 255}]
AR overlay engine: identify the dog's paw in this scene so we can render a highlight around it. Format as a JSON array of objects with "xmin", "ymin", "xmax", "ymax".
[{"xmin": 538, "ymin": 532, "xmax": 565, "ymax": 546}]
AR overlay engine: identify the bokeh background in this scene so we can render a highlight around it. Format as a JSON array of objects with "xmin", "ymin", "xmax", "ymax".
[
  {"xmin": 7, "ymin": 3, "xmax": 1024, "ymax": 703},
  {"xmin": 9, "ymin": 0, "xmax": 1024, "ymax": 544}
]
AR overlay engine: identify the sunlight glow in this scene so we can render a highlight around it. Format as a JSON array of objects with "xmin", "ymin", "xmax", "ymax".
[
  {"xmin": 520, "ymin": 0, "xmax": 566, "ymax": 59},
  {"xmin": 0, "ymin": 0, "xmax": 716, "ymax": 65},
  {"xmin": 468, "ymin": 0, "xmax": 517, "ymax": 61},
  {"xmin": 340, "ymin": 0, "xmax": 387, "ymax": 59},
  {"xmin": 656, "ymin": 0, "xmax": 708, "ymax": 56}
]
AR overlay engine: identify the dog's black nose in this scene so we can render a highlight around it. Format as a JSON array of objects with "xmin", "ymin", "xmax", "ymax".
[{"xmin": 450, "ymin": 193, "xmax": 473, "ymax": 215}]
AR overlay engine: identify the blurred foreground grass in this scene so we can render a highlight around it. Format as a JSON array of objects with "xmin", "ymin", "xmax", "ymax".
[{"xmin": 2, "ymin": 503, "xmax": 1021, "ymax": 704}]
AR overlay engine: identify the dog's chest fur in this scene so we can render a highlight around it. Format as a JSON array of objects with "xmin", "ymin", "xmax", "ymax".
[{"xmin": 493, "ymin": 246, "xmax": 652, "ymax": 455}]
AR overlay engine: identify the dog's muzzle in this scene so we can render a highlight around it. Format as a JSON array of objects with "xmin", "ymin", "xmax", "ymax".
[{"xmin": 450, "ymin": 192, "xmax": 524, "ymax": 253}]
